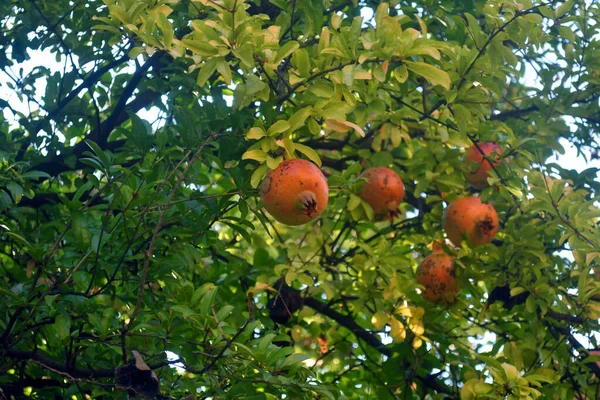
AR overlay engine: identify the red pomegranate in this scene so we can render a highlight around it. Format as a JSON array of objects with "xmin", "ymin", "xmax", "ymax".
[
  {"xmin": 358, "ymin": 167, "xmax": 405, "ymax": 221},
  {"xmin": 442, "ymin": 196, "xmax": 499, "ymax": 247},
  {"xmin": 416, "ymin": 242, "xmax": 460, "ymax": 303},
  {"xmin": 464, "ymin": 142, "xmax": 505, "ymax": 189},
  {"xmin": 260, "ymin": 159, "xmax": 329, "ymax": 226}
]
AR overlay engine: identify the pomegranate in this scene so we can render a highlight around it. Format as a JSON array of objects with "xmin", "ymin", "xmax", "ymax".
[
  {"xmin": 464, "ymin": 142, "xmax": 504, "ymax": 189},
  {"xmin": 358, "ymin": 167, "xmax": 405, "ymax": 220},
  {"xmin": 442, "ymin": 196, "xmax": 499, "ymax": 247},
  {"xmin": 260, "ymin": 159, "xmax": 329, "ymax": 226},
  {"xmin": 416, "ymin": 242, "xmax": 459, "ymax": 303}
]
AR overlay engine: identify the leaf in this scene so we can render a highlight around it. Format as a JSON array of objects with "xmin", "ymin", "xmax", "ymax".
[
  {"xmin": 6, "ymin": 183, "xmax": 23, "ymax": 204},
  {"xmin": 452, "ymin": 104, "xmax": 471, "ymax": 133},
  {"xmin": 182, "ymin": 39, "xmax": 219, "ymax": 56},
  {"xmin": 267, "ymin": 120, "xmax": 291, "ymax": 136},
  {"xmin": 127, "ymin": 111, "xmax": 152, "ymax": 152},
  {"xmin": 293, "ymin": 143, "xmax": 322, "ymax": 167},
  {"xmin": 216, "ymin": 58, "xmax": 232, "ymax": 84},
  {"xmin": 393, "ymin": 65, "xmax": 408, "ymax": 83},
  {"xmin": 502, "ymin": 363, "xmax": 519, "ymax": 381},
  {"xmin": 242, "ymin": 149, "xmax": 268, "ymax": 162},
  {"xmin": 275, "ymin": 41, "xmax": 300, "ymax": 64},
  {"xmin": 85, "ymin": 140, "xmax": 110, "ymax": 170},
  {"xmin": 196, "ymin": 58, "xmax": 218, "ymax": 87},
  {"xmin": 287, "ymin": 107, "xmax": 313, "ymax": 132},
  {"xmin": 55, "ymin": 314, "xmax": 71, "ymax": 339},
  {"xmin": 246, "ymin": 127, "xmax": 266, "ymax": 140},
  {"xmin": 556, "ymin": 0, "xmax": 575, "ymax": 18},
  {"xmin": 280, "ymin": 138, "xmax": 295, "ymax": 158},
  {"xmin": 20, "ymin": 170, "xmax": 50, "ymax": 180},
  {"xmin": 281, "ymin": 353, "xmax": 310, "ymax": 368},
  {"xmin": 371, "ymin": 311, "xmax": 388, "ymax": 330},
  {"xmin": 325, "ymin": 119, "xmax": 365, "ymax": 137},
  {"xmin": 347, "ymin": 194, "xmax": 361, "ymax": 211},
  {"xmin": 404, "ymin": 61, "xmax": 451, "ymax": 90},
  {"xmin": 251, "ymin": 163, "xmax": 269, "ymax": 188},
  {"xmin": 171, "ymin": 305, "xmax": 196, "ymax": 318},
  {"xmin": 292, "ymin": 48, "xmax": 310, "ymax": 77},
  {"xmin": 390, "ymin": 317, "xmax": 406, "ymax": 342}
]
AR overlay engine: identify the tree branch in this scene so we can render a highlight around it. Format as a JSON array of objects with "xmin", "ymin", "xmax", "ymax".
[{"xmin": 304, "ymin": 296, "xmax": 453, "ymax": 396}]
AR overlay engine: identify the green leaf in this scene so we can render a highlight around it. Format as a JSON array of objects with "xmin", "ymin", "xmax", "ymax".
[
  {"xmin": 292, "ymin": 48, "xmax": 310, "ymax": 77},
  {"xmin": 197, "ymin": 58, "xmax": 218, "ymax": 87},
  {"xmin": 404, "ymin": 61, "xmax": 451, "ymax": 90},
  {"xmin": 251, "ymin": 163, "xmax": 269, "ymax": 188},
  {"xmin": 275, "ymin": 41, "xmax": 300, "ymax": 64},
  {"xmin": 281, "ymin": 353, "xmax": 310, "ymax": 368},
  {"xmin": 55, "ymin": 314, "xmax": 71, "ymax": 339},
  {"xmin": 182, "ymin": 39, "xmax": 219, "ymax": 56},
  {"xmin": 85, "ymin": 140, "xmax": 110, "ymax": 170},
  {"xmin": 20, "ymin": 171, "xmax": 50, "ymax": 180},
  {"xmin": 294, "ymin": 143, "xmax": 322, "ymax": 167},
  {"xmin": 287, "ymin": 107, "xmax": 313, "ymax": 132},
  {"xmin": 6, "ymin": 182, "xmax": 22, "ymax": 204},
  {"xmin": 452, "ymin": 104, "xmax": 471, "ymax": 133},
  {"xmin": 393, "ymin": 65, "xmax": 408, "ymax": 83},
  {"xmin": 242, "ymin": 149, "xmax": 268, "ymax": 162},
  {"xmin": 556, "ymin": 0, "xmax": 575, "ymax": 18},
  {"xmin": 267, "ymin": 120, "xmax": 291, "ymax": 136},
  {"xmin": 246, "ymin": 127, "xmax": 266, "ymax": 140},
  {"xmin": 216, "ymin": 58, "xmax": 232, "ymax": 84}
]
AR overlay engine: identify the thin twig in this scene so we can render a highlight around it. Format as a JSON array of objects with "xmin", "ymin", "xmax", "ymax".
[{"xmin": 127, "ymin": 134, "xmax": 221, "ymax": 330}]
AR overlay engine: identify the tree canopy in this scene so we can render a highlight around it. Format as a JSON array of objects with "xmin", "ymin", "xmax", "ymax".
[{"xmin": 1, "ymin": 0, "xmax": 600, "ymax": 399}]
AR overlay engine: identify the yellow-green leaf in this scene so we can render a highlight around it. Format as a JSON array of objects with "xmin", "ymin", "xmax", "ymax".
[
  {"xmin": 247, "ymin": 127, "xmax": 266, "ymax": 140},
  {"xmin": 242, "ymin": 149, "xmax": 268, "ymax": 162},
  {"xmin": 267, "ymin": 120, "xmax": 291, "ymax": 136},
  {"xmin": 294, "ymin": 143, "xmax": 322, "ymax": 167},
  {"xmin": 275, "ymin": 41, "xmax": 300, "ymax": 64},
  {"xmin": 404, "ymin": 61, "xmax": 451, "ymax": 90},
  {"xmin": 371, "ymin": 311, "xmax": 388, "ymax": 330},
  {"xmin": 250, "ymin": 163, "xmax": 269, "ymax": 188}
]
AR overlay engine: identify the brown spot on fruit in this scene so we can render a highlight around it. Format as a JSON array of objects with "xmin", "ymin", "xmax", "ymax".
[
  {"xmin": 463, "ymin": 142, "xmax": 506, "ymax": 189},
  {"xmin": 442, "ymin": 196, "xmax": 499, "ymax": 247},
  {"xmin": 260, "ymin": 159, "xmax": 329, "ymax": 226},
  {"xmin": 358, "ymin": 167, "xmax": 405, "ymax": 221},
  {"xmin": 260, "ymin": 175, "xmax": 272, "ymax": 195},
  {"xmin": 416, "ymin": 244, "xmax": 459, "ymax": 303}
]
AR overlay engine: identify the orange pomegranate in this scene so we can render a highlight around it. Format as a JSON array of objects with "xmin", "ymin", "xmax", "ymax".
[
  {"xmin": 260, "ymin": 159, "xmax": 329, "ymax": 226},
  {"xmin": 442, "ymin": 196, "xmax": 499, "ymax": 247},
  {"xmin": 416, "ymin": 242, "xmax": 459, "ymax": 303},
  {"xmin": 358, "ymin": 167, "xmax": 405, "ymax": 220},
  {"xmin": 464, "ymin": 142, "xmax": 505, "ymax": 189}
]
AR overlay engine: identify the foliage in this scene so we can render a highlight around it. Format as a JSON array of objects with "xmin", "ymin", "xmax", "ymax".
[{"xmin": 1, "ymin": 0, "xmax": 600, "ymax": 398}]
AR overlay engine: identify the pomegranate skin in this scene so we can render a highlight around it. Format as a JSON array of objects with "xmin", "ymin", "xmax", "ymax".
[
  {"xmin": 416, "ymin": 252, "xmax": 459, "ymax": 303},
  {"xmin": 464, "ymin": 142, "xmax": 504, "ymax": 189},
  {"xmin": 358, "ymin": 167, "xmax": 405, "ymax": 221},
  {"xmin": 442, "ymin": 196, "xmax": 499, "ymax": 247},
  {"xmin": 260, "ymin": 159, "xmax": 329, "ymax": 226}
]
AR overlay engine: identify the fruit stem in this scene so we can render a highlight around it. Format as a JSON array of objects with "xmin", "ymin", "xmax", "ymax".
[{"xmin": 432, "ymin": 241, "xmax": 445, "ymax": 255}]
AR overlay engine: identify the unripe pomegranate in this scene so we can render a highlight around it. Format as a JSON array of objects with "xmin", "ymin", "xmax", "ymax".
[
  {"xmin": 442, "ymin": 196, "xmax": 499, "ymax": 247},
  {"xmin": 358, "ymin": 167, "xmax": 405, "ymax": 221},
  {"xmin": 464, "ymin": 142, "xmax": 504, "ymax": 189},
  {"xmin": 260, "ymin": 159, "xmax": 329, "ymax": 226},
  {"xmin": 416, "ymin": 242, "xmax": 459, "ymax": 303}
]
